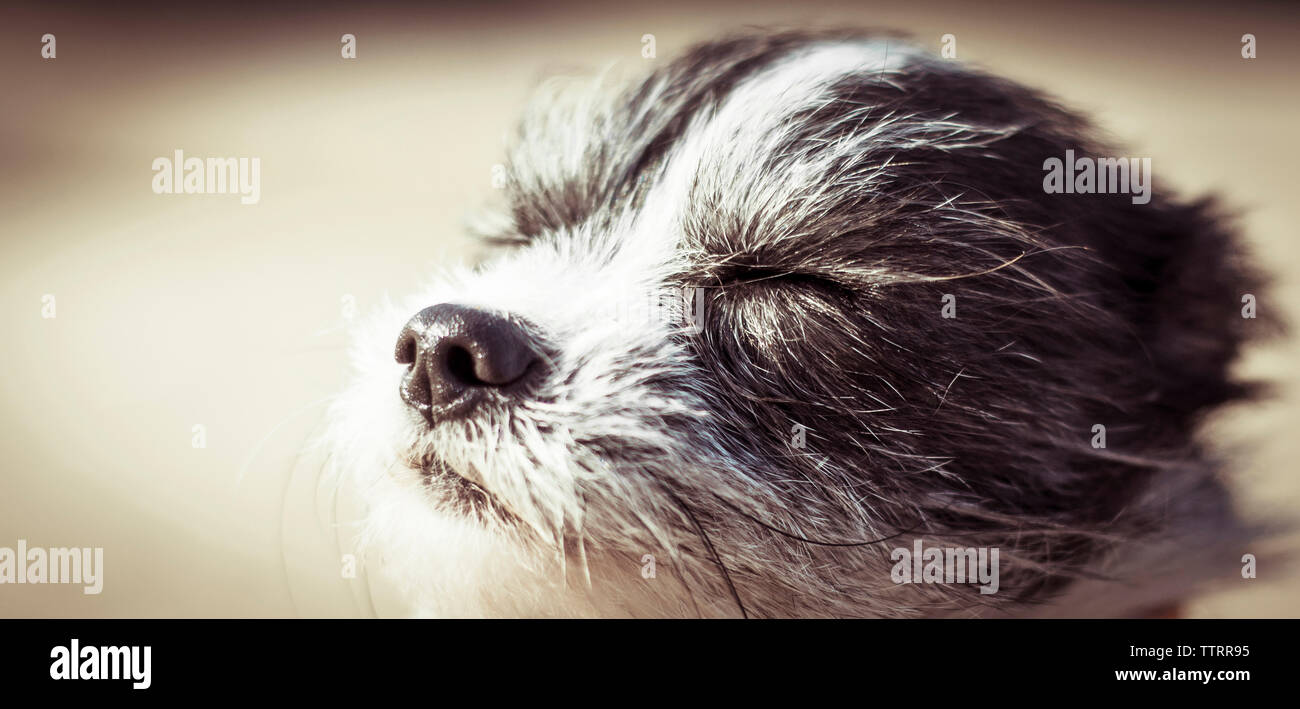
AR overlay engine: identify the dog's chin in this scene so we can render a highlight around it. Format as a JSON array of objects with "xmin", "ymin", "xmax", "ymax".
[
  {"xmin": 408, "ymin": 453, "xmax": 510, "ymax": 522},
  {"xmin": 362, "ymin": 452, "xmax": 633, "ymax": 618}
]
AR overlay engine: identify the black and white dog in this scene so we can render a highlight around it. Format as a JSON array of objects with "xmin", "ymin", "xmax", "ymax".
[{"xmin": 323, "ymin": 30, "xmax": 1264, "ymax": 617}]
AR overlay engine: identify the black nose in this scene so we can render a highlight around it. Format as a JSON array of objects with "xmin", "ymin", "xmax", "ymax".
[{"xmin": 395, "ymin": 303, "xmax": 538, "ymax": 424}]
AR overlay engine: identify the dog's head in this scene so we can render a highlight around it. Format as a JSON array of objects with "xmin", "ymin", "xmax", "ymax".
[{"xmin": 324, "ymin": 31, "xmax": 1258, "ymax": 617}]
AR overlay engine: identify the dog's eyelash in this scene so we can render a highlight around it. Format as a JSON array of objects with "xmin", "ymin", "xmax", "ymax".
[
  {"xmin": 477, "ymin": 233, "xmax": 532, "ymax": 248},
  {"xmin": 716, "ymin": 266, "xmax": 843, "ymax": 292}
]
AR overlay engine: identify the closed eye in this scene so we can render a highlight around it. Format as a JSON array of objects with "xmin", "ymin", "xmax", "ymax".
[{"xmin": 477, "ymin": 232, "xmax": 531, "ymax": 248}]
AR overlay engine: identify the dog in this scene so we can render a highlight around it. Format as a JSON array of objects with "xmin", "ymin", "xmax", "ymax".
[{"xmin": 321, "ymin": 30, "xmax": 1266, "ymax": 617}]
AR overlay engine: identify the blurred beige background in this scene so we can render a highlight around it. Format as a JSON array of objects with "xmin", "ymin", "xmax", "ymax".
[{"xmin": 1, "ymin": 0, "xmax": 1297, "ymax": 617}]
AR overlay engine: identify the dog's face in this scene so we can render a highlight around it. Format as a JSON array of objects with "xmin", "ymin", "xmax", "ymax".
[{"xmin": 325, "ymin": 32, "xmax": 1253, "ymax": 617}]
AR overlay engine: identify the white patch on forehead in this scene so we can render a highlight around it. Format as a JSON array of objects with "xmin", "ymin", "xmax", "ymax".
[
  {"xmin": 626, "ymin": 39, "xmax": 921, "ymax": 261},
  {"xmin": 393, "ymin": 40, "xmax": 929, "ymax": 359}
]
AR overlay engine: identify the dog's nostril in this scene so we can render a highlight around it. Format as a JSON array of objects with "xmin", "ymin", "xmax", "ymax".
[
  {"xmin": 395, "ymin": 331, "xmax": 418, "ymax": 366},
  {"xmin": 445, "ymin": 345, "xmax": 480, "ymax": 386},
  {"xmin": 395, "ymin": 303, "xmax": 539, "ymax": 425}
]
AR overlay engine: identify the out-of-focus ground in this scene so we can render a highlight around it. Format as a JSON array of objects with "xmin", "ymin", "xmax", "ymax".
[{"xmin": 1, "ymin": 0, "xmax": 1296, "ymax": 617}]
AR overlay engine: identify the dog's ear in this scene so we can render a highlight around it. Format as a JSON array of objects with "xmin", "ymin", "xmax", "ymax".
[
  {"xmin": 1108, "ymin": 196, "xmax": 1273, "ymax": 415},
  {"xmin": 895, "ymin": 60, "xmax": 1271, "ymax": 419}
]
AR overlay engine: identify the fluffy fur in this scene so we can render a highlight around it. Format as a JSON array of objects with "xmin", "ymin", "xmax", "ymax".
[{"xmin": 321, "ymin": 30, "xmax": 1265, "ymax": 617}]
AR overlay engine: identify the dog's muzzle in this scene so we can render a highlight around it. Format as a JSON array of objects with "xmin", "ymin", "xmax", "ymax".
[{"xmin": 395, "ymin": 303, "xmax": 538, "ymax": 425}]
